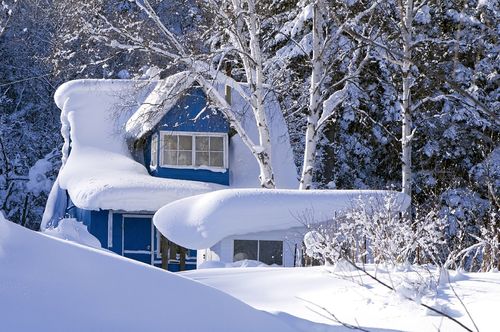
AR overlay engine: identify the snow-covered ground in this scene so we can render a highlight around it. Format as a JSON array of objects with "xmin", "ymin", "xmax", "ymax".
[
  {"xmin": 0, "ymin": 215, "xmax": 294, "ymax": 332},
  {"xmin": 183, "ymin": 265, "xmax": 499, "ymax": 331},
  {"xmin": 1, "ymin": 214, "xmax": 498, "ymax": 331}
]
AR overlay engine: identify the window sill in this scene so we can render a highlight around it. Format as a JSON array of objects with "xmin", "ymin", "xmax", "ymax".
[{"xmin": 159, "ymin": 164, "xmax": 228, "ymax": 173}]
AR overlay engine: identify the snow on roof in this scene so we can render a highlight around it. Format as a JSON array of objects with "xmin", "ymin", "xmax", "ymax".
[
  {"xmin": 45, "ymin": 77, "xmax": 297, "ymax": 221},
  {"xmin": 125, "ymin": 71, "xmax": 195, "ymax": 139},
  {"xmin": 51, "ymin": 79, "xmax": 224, "ymax": 214},
  {"xmin": 153, "ymin": 189, "xmax": 411, "ymax": 249}
]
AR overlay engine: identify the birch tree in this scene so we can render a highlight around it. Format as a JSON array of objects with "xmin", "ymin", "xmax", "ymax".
[
  {"xmin": 271, "ymin": 1, "xmax": 379, "ymax": 189},
  {"xmin": 63, "ymin": 0, "xmax": 277, "ymax": 188},
  {"xmin": 337, "ymin": 0, "xmax": 427, "ymax": 201},
  {"xmin": 301, "ymin": 1, "xmax": 384, "ymax": 190},
  {"xmin": 202, "ymin": 0, "xmax": 276, "ymax": 188}
]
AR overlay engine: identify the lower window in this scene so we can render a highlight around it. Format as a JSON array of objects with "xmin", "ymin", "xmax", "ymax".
[{"xmin": 233, "ymin": 239, "xmax": 283, "ymax": 265}]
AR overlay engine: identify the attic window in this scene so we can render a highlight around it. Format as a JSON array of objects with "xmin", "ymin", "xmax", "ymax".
[{"xmin": 160, "ymin": 131, "xmax": 228, "ymax": 169}]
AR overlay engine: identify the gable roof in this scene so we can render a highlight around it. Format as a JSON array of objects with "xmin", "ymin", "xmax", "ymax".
[{"xmin": 42, "ymin": 77, "xmax": 298, "ymax": 228}]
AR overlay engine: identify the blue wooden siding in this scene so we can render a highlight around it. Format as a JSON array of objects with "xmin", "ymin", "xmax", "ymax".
[
  {"xmin": 67, "ymin": 205, "xmax": 196, "ymax": 271},
  {"xmin": 144, "ymin": 87, "xmax": 230, "ymax": 185},
  {"xmin": 156, "ymin": 88, "xmax": 229, "ymax": 133}
]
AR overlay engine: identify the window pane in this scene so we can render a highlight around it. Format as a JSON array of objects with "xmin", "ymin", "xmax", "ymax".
[
  {"xmin": 233, "ymin": 240, "xmax": 257, "ymax": 262},
  {"xmin": 195, "ymin": 152, "xmax": 209, "ymax": 166},
  {"xmin": 163, "ymin": 151, "xmax": 177, "ymax": 165},
  {"xmin": 210, "ymin": 136, "xmax": 224, "ymax": 151},
  {"xmin": 210, "ymin": 152, "xmax": 224, "ymax": 167},
  {"xmin": 164, "ymin": 135, "xmax": 177, "ymax": 150},
  {"xmin": 195, "ymin": 136, "xmax": 209, "ymax": 151},
  {"xmin": 258, "ymin": 240, "xmax": 283, "ymax": 265},
  {"xmin": 178, "ymin": 135, "xmax": 192, "ymax": 150},
  {"xmin": 177, "ymin": 151, "xmax": 192, "ymax": 166},
  {"xmin": 151, "ymin": 135, "xmax": 157, "ymax": 167}
]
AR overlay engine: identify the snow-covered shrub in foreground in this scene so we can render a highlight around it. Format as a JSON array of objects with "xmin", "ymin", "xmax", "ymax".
[
  {"xmin": 303, "ymin": 194, "xmax": 447, "ymax": 267},
  {"xmin": 440, "ymin": 188, "xmax": 499, "ymax": 272}
]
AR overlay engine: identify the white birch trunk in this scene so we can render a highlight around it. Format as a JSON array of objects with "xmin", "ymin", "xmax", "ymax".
[
  {"xmin": 299, "ymin": 1, "xmax": 324, "ymax": 190},
  {"xmin": 232, "ymin": 0, "xmax": 275, "ymax": 188},
  {"xmin": 400, "ymin": 0, "xmax": 414, "ymax": 199}
]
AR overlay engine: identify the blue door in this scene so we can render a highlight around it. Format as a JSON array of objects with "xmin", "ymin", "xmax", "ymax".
[{"xmin": 122, "ymin": 216, "xmax": 153, "ymax": 264}]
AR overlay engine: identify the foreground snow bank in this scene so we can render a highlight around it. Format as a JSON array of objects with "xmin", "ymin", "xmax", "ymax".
[
  {"xmin": 154, "ymin": 189, "xmax": 410, "ymax": 249},
  {"xmin": 184, "ymin": 265, "xmax": 499, "ymax": 332},
  {"xmin": 0, "ymin": 215, "xmax": 295, "ymax": 332}
]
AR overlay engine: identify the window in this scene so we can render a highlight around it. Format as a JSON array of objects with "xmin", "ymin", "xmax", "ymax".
[
  {"xmin": 160, "ymin": 132, "xmax": 227, "ymax": 169},
  {"xmin": 233, "ymin": 240, "xmax": 258, "ymax": 261},
  {"xmin": 233, "ymin": 240, "xmax": 283, "ymax": 265},
  {"xmin": 150, "ymin": 134, "xmax": 158, "ymax": 167},
  {"xmin": 259, "ymin": 241, "xmax": 283, "ymax": 266}
]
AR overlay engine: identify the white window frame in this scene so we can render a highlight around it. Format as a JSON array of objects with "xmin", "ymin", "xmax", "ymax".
[
  {"xmin": 159, "ymin": 131, "xmax": 228, "ymax": 170},
  {"xmin": 150, "ymin": 133, "xmax": 158, "ymax": 168}
]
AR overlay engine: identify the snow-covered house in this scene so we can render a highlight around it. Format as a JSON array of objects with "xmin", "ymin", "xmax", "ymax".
[{"xmin": 42, "ymin": 75, "xmax": 298, "ymax": 271}]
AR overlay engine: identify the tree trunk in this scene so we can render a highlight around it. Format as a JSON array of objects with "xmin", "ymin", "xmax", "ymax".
[
  {"xmin": 246, "ymin": 0, "xmax": 275, "ymax": 189},
  {"xmin": 401, "ymin": 0, "xmax": 414, "ymax": 201},
  {"xmin": 299, "ymin": 1, "xmax": 324, "ymax": 190}
]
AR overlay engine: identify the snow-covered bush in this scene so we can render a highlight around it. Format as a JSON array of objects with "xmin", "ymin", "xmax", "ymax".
[
  {"xmin": 440, "ymin": 188, "xmax": 499, "ymax": 271},
  {"xmin": 303, "ymin": 194, "xmax": 447, "ymax": 267},
  {"xmin": 304, "ymin": 189, "xmax": 498, "ymax": 272}
]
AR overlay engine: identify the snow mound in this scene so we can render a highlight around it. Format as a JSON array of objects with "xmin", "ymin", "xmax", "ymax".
[
  {"xmin": 154, "ymin": 189, "xmax": 410, "ymax": 249},
  {"xmin": 229, "ymin": 260, "xmax": 268, "ymax": 268},
  {"xmin": 198, "ymin": 259, "xmax": 268, "ymax": 269},
  {"xmin": 0, "ymin": 214, "xmax": 295, "ymax": 332},
  {"xmin": 42, "ymin": 217, "xmax": 102, "ymax": 249},
  {"xmin": 331, "ymin": 258, "xmax": 358, "ymax": 273}
]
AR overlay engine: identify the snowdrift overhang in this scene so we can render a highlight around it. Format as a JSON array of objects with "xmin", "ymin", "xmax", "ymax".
[
  {"xmin": 153, "ymin": 189, "xmax": 411, "ymax": 249},
  {"xmin": 52, "ymin": 79, "xmax": 225, "ymax": 213}
]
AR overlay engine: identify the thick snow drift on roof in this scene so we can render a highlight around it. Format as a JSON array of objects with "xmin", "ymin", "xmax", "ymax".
[
  {"xmin": 153, "ymin": 189, "xmax": 410, "ymax": 249},
  {"xmin": 52, "ymin": 79, "xmax": 224, "ymax": 213},
  {"xmin": 0, "ymin": 214, "xmax": 295, "ymax": 332}
]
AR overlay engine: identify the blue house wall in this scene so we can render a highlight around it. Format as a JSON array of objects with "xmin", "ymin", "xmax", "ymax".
[
  {"xmin": 144, "ymin": 87, "xmax": 230, "ymax": 185},
  {"xmin": 67, "ymin": 203, "xmax": 196, "ymax": 271}
]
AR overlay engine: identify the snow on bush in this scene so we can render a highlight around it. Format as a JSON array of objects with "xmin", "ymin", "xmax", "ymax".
[
  {"xmin": 303, "ymin": 194, "xmax": 447, "ymax": 267},
  {"xmin": 439, "ymin": 188, "xmax": 499, "ymax": 272},
  {"xmin": 26, "ymin": 150, "xmax": 58, "ymax": 196}
]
